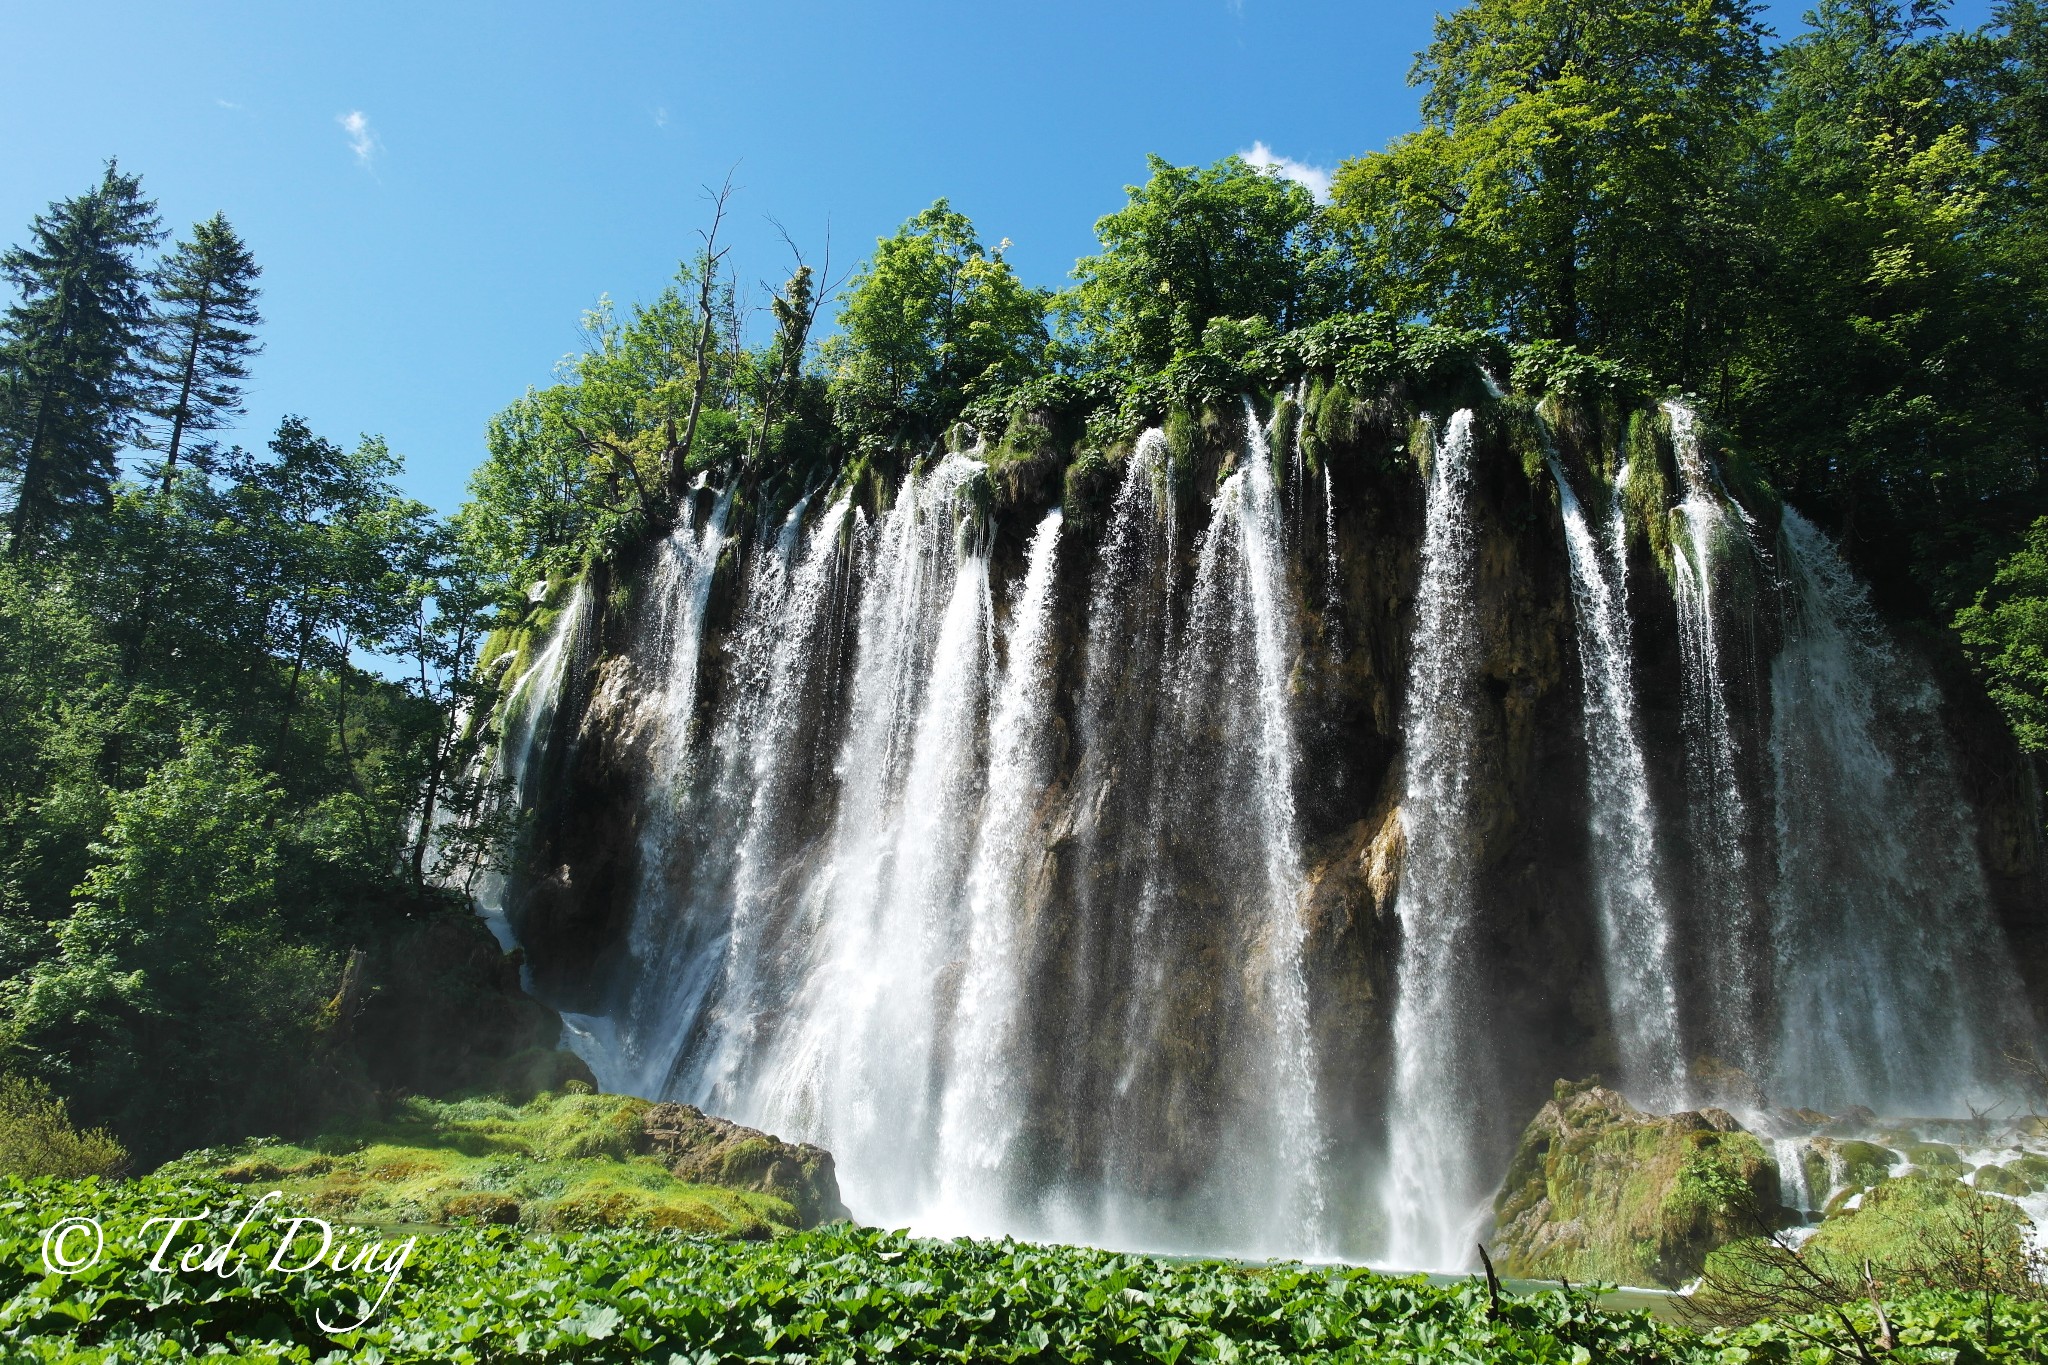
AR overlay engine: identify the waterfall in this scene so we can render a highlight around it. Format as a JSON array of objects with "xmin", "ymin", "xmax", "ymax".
[
  {"xmin": 1766, "ymin": 508, "xmax": 2031, "ymax": 1112},
  {"xmin": 582, "ymin": 491, "xmax": 734, "ymax": 1094},
  {"xmin": 1665, "ymin": 403, "xmax": 1765, "ymax": 1075},
  {"xmin": 502, "ymin": 381, "xmax": 2039, "ymax": 1269},
  {"xmin": 930, "ymin": 507, "xmax": 1065, "ymax": 1230},
  {"xmin": 465, "ymin": 582, "xmax": 587, "ymax": 948},
  {"xmin": 1552, "ymin": 461, "xmax": 1684, "ymax": 1105},
  {"xmin": 1381, "ymin": 410, "xmax": 1491, "ymax": 1273},
  {"xmin": 688, "ymin": 495, "xmax": 854, "ymax": 1107},
  {"xmin": 741, "ymin": 455, "xmax": 994, "ymax": 1224}
]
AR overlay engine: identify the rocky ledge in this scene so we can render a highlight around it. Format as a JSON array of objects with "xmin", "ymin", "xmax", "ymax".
[
  {"xmin": 639, "ymin": 1102, "xmax": 850, "ymax": 1228},
  {"xmin": 1491, "ymin": 1080, "xmax": 1774, "ymax": 1288}
]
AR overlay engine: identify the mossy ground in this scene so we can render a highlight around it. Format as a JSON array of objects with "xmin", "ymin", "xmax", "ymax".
[{"xmin": 156, "ymin": 1091, "xmax": 802, "ymax": 1236}]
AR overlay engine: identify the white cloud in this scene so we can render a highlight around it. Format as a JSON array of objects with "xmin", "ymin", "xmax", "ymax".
[
  {"xmin": 215, "ymin": 98, "xmax": 242, "ymax": 110},
  {"xmin": 652, "ymin": 106, "xmax": 670, "ymax": 128},
  {"xmin": 338, "ymin": 110, "xmax": 379, "ymax": 166},
  {"xmin": 1242, "ymin": 140, "xmax": 1332, "ymax": 203}
]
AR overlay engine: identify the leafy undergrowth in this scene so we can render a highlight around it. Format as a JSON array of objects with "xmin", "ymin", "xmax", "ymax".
[
  {"xmin": 1, "ymin": 1178, "xmax": 2046, "ymax": 1362},
  {"xmin": 155, "ymin": 1092, "xmax": 798, "ymax": 1236}
]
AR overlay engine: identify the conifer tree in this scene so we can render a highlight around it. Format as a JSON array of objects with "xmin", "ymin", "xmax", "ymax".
[
  {"xmin": 141, "ymin": 213, "xmax": 261, "ymax": 490},
  {"xmin": 0, "ymin": 163, "xmax": 161, "ymax": 556}
]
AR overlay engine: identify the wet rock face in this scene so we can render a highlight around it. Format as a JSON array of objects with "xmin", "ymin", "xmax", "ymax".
[
  {"xmin": 1492, "ymin": 1081, "xmax": 1772, "ymax": 1289},
  {"xmin": 639, "ymin": 1102, "xmax": 850, "ymax": 1228}
]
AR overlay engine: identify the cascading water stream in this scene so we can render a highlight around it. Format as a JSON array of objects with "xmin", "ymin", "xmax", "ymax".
[
  {"xmin": 466, "ymin": 582, "xmax": 588, "ymax": 949},
  {"xmin": 1665, "ymin": 402, "xmax": 1765, "ymax": 1074},
  {"xmin": 1767, "ymin": 508, "xmax": 2032, "ymax": 1112},
  {"xmin": 1773, "ymin": 1137, "xmax": 1814, "ymax": 1215},
  {"xmin": 931, "ymin": 507, "xmax": 1065, "ymax": 1231},
  {"xmin": 498, "ymin": 379, "xmax": 2041, "ymax": 1270},
  {"xmin": 742, "ymin": 455, "xmax": 994, "ymax": 1224},
  {"xmin": 1380, "ymin": 410, "xmax": 1491, "ymax": 1273},
  {"xmin": 687, "ymin": 495, "xmax": 855, "ymax": 1107},
  {"xmin": 582, "ymin": 491, "xmax": 734, "ymax": 1094},
  {"xmin": 1552, "ymin": 460, "xmax": 1684, "ymax": 1105}
]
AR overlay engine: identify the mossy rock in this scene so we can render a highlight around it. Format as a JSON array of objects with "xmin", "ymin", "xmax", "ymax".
[
  {"xmin": 1810, "ymin": 1138, "xmax": 1898, "ymax": 1193},
  {"xmin": 1904, "ymin": 1141, "xmax": 1962, "ymax": 1170},
  {"xmin": 1974, "ymin": 1162, "xmax": 2038, "ymax": 1196},
  {"xmin": 1492, "ymin": 1081, "xmax": 1770, "ymax": 1289},
  {"xmin": 158, "ymin": 1091, "xmax": 834, "ymax": 1236},
  {"xmin": 1805, "ymin": 1173, "xmax": 2032, "ymax": 1273},
  {"xmin": 2012, "ymin": 1153, "xmax": 2048, "ymax": 1183}
]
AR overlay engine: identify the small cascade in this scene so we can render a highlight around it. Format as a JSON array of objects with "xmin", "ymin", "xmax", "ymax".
[
  {"xmin": 1664, "ymin": 403, "xmax": 1765, "ymax": 1073},
  {"xmin": 1381, "ymin": 410, "xmax": 1491, "ymax": 1273},
  {"xmin": 932, "ymin": 507, "xmax": 1065, "ymax": 1230},
  {"xmin": 1552, "ymin": 461, "xmax": 1684, "ymax": 1105},
  {"xmin": 467, "ymin": 582, "xmax": 587, "ymax": 947},
  {"xmin": 1773, "ymin": 1137, "xmax": 1814, "ymax": 1216},
  {"xmin": 1767, "ymin": 509, "xmax": 2032, "ymax": 1113}
]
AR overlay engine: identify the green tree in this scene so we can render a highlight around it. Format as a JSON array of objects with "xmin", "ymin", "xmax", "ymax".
[
  {"xmin": 1956, "ymin": 516, "xmax": 2048, "ymax": 755},
  {"xmin": 1329, "ymin": 0, "xmax": 1770, "ymax": 382},
  {"xmin": 0, "ymin": 163, "xmax": 162, "ymax": 557},
  {"xmin": 1730, "ymin": 0, "xmax": 2047, "ymax": 610},
  {"xmin": 8, "ymin": 726, "xmax": 332, "ymax": 1154},
  {"xmin": 139, "ymin": 212, "xmax": 262, "ymax": 491},
  {"xmin": 827, "ymin": 200, "xmax": 1047, "ymax": 443},
  {"xmin": 1065, "ymin": 156, "xmax": 1336, "ymax": 373}
]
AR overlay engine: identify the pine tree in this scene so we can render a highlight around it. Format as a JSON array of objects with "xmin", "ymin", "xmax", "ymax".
[
  {"xmin": 0, "ymin": 162, "xmax": 162, "ymax": 556},
  {"xmin": 141, "ymin": 213, "xmax": 261, "ymax": 490}
]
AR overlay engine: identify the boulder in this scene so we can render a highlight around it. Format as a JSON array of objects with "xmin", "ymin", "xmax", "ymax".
[
  {"xmin": 1492, "ymin": 1080, "xmax": 1775, "ymax": 1289},
  {"xmin": 638, "ymin": 1102, "xmax": 850, "ymax": 1228}
]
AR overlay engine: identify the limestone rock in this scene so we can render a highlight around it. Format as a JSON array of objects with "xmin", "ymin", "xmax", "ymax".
[
  {"xmin": 1492, "ymin": 1079, "xmax": 1774, "ymax": 1289},
  {"xmin": 638, "ymin": 1102, "xmax": 850, "ymax": 1228}
]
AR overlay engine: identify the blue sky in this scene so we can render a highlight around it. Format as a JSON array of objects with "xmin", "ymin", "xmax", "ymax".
[{"xmin": 0, "ymin": 0, "xmax": 2002, "ymax": 515}]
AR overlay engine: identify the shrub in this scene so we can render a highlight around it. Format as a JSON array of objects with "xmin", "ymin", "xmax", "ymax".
[{"xmin": 0, "ymin": 1075, "xmax": 127, "ymax": 1178}]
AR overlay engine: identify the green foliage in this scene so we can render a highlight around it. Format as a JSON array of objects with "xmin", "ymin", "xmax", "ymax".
[
  {"xmin": 6, "ymin": 727, "xmax": 334, "ymax": 1156},
  {"xmin": 158, "ymin": 1092, "xmax": 798, "ymax": 1235},
  {"xmin": 0, "ymin": 1076, "xmax": 125, "ymax": 1178},
  {"xmin": 1956, "ymin": 516, "xmax": 2048, "ymax": 753},
  {"xmin": 1065, "ymin": 155, "xmax": 1342, "ymax": 373},
  {"xmin": 1330, "ymin": 0, "xmax": 1770, "ymax": 381},
  {"xmin": 0, "ymin": 1176, "xmax": 2043, "ymax": 1361},
  {"xmin": 826, "ymin": 200, "xmax": 1048, "ymax": 450}
]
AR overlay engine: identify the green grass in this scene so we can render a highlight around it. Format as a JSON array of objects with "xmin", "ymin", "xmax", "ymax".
[{"xmin": 155, "ymin": 1092, "xmax": 801, "ymax": 1236}]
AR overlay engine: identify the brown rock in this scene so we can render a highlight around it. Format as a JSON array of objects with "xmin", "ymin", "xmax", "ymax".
[{"xmin": 638, "ymin": 1102, "xmax": 850, "ymax": 1228}]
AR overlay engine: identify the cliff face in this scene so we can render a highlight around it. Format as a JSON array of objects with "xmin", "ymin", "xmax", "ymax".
[{"xmin": 484, "ymin": 379, "xmax": 2046, "ymax": 1260}]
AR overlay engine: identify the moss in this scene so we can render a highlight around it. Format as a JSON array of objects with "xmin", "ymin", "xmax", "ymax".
[
  {"xmin": 1493, "ymin": 1084, "xmax": 1772, "ymax": 1288},
  {"xmin": 1810, "ymin": 1138, "xmax": 1899, "ymax": 1197},
  {"xmin": 1804, "ymin": 1173, "xmax": 2031, "ymax": 1273},
  {"xmin": 1063, "ymin": 448, "xmax": 1117, "ymax": 528},
  {"xmin": 157, "ymin": 1091, "xmax": 805, "ymax": 1237},
  {"xmin": 1269, "ymin": 394, "xmax": 1302, "ymax": 475},
  {"xmin": 1619, "ymin": 410, "xmax": 1674, "ymax": 576},
  {"xmin": 1302, "ymin": 379, "xmax": 1358, "ymax": 467},
  {"xmin": 2013, "ymin": 1153, "xmax": 2048, "ymax": 1183},
  {"xmin": 1975, "ymin": 1162, "xmax": 2037, "ymax": 1196},
  {"xmin": 1905, "ymin": 1141, "xmax": 1963, "ymax": 1170}
]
